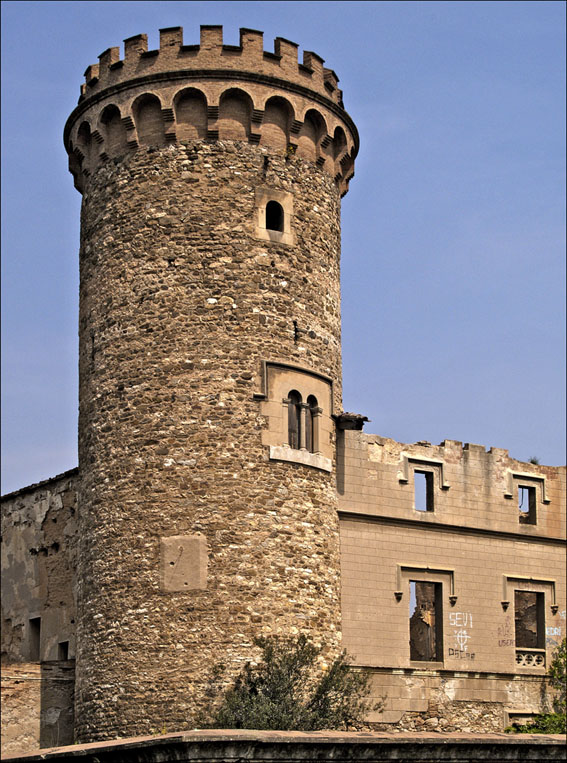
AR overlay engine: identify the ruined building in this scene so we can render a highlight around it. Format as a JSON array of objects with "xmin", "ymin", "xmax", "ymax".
[{"xmin": 1, "ymin": 26, "xmax": 565, "ymax": 756}]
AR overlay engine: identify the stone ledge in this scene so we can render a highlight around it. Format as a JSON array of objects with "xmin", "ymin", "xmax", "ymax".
[
  {"xmin": 4, "ymin": 730, "xmax": 566, "ymax": 762},
  {"xmin": 269, "ymin": 445, "xmax": 332, "ymax": 472}
]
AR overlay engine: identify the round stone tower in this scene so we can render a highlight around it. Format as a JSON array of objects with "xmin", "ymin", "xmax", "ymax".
[{"xmin": 64, "ymin": 25, "xmax": 358, "ymax": 742}]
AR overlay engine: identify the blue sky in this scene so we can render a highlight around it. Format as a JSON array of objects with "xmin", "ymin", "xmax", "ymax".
[{"xmin": 1, "ymin": 1, "xmax": 565, "ymax": 494}]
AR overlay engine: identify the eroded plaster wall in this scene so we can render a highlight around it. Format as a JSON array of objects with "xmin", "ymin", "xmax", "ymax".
[
  {"xmin": 1, "ymin": 470, "xmax": 78, "ymax": 756},
  {"xmin": 1, "ymin": 469, "xmax": 78, "ymax": 663}
]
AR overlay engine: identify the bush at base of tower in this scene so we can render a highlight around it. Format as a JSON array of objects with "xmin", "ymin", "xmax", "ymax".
[{"xmin": 199, "ymin": 634, "xmax": 380, "ymax": 731}]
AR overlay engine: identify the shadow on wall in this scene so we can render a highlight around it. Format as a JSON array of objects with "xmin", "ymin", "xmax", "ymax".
[{"xmin": 39, "ymin": 661, "xmax": 75, "ymax": 749}]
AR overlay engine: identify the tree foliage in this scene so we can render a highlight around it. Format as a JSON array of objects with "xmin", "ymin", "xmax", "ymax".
[
  {"xmin": 506, "ymin": 638, "xmax": 566, "ymax": 734},
  {"xmin": 200, "ymin": 634, "xmax": 380, "ymax": 731}
]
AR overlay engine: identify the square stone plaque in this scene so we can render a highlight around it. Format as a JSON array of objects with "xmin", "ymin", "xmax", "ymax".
[{"xmin": 160, "ymin": 534, "xmax": 208, "ymax": 592}]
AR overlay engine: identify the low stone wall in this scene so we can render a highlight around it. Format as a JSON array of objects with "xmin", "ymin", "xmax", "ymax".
[{"xmin": 2, "ymin": 730, "xmax": 565, "ymax": 762}]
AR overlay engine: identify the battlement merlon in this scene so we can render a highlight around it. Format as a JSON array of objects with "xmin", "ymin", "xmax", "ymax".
[
  {"xmin": 65, "ymin": 26, "xmax": 359, "ymax": 197},
  {"xmin": 79, "ymin": 26, "xmax": 345, "ymax": 107}
]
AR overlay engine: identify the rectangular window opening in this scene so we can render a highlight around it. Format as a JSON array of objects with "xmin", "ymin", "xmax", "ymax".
[
  {"xmin": 58, "ymin": 641, "xmax": 69, "ymax": 660},
  {"xmin": 29, "ymin": 617, "xmax": 41, "ymax": 662},
  {"xmin": 409, "ymin": 581, "xmax": 443, "ymax": 661},
  {"xmin": 515, "ymin": 590, "xmax": 544, "ymax": 648},
  {"xmin": 414, "ymin": 470, "xmax": 434, "ymax": 512},
  {"xmin": 518, "ymin": 485, "xmax": 536, "ymax": 524}
]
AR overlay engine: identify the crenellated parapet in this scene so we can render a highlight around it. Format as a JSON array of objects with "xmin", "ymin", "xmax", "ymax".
[{"xmin": 64, "ymin": 26, "xmax": 359, "ymax": 195}]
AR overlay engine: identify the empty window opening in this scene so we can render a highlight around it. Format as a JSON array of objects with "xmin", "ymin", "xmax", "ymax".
[
  {"xmin": 58, "ymin": 641, "xmax": 69, "ymax": 660},
  {"xmin": 266, "ymin": 200, "xmax": 284, "ymax": 232},
  {"xmin": 287, "ymin": 390, "xmax": 302, "ymax": 449},
  {"xmin": 409, "ymin": 581, "xmax": 443, "ymax": 661},
  {"xmin": 518, "ymin": 485, "xmax": 537, "ymax": 525},
  {"xmin": 414, "ymin": 470, "xmax": 434, "ymax": 511},
  {"xmin": 305, "ymin": 395, "xmax": 319, "ymax": 453},
  {"xmin": 29, "ymin": 617, "xmax": 41, "ymax": 661},
  {"xmin": 515, "ymin": 590, "xmax": 545, "ymax": 649}
]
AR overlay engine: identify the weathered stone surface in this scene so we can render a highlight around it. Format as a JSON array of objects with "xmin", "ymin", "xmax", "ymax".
[
  {"xmin": 3, "ymin": 730, "xmax": 566, "ymax": 763},
  {"xmin": 73, "ymin": 129, "xmax": 344, "ymax": 739},
  {"xmin": 1, "ymin": 662, "xmax": 75, "ymax": 758}
]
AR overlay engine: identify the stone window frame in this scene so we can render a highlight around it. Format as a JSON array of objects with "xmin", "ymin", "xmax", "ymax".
[
  {"xmin": 395, "ymin": 564, "xmax": 458, "ymax": 606},
  {"xmin": 397, "ymin": 455, "xmax": 449, "ymax": 514},
  {"xmin": 504, "ymin": 471, "xmax": 550, "ymax": 504},
  {"xmin": 395, "ymin": 565, "xmax": 457, "ymax": 667},
  {"xmin": 255, "ymin": 361, "xmax": 332, "ymax": 472},
  {"xmin": 504, "ymin": 472, "xmax": 550, "ymax": 527},
  {"xmin": 254, "ymin": 187, "xmax": 294, "ymax": 246},
  {"xmin": 501, "ymin": 575, "xmax": 558, "ymax": 615},
  {"xmin": 501, "ymin": 575, "xmax": 557, "ymax": 671},
  {"xmin": 285, "ymin": 390, "xmax": 322, "ymax": 454},
  {"xmin": 397, "ymin": 455, "xmax": 450, "ymax": 490}
]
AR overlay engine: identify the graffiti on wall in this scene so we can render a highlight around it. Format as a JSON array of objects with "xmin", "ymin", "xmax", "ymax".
[
  {"xmin": 546, "ymin": 626, "xmax": 562, "ymax": 648},
  {"xmin": 497, "ymin": 616, "xmax": 514, "ymax": 647},
  {"xmin": 448, "ymin": 612, "xmax": 475, "ymax": 660}
]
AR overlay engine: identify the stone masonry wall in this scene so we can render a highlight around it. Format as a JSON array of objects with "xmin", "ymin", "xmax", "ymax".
[{"xmin": 74, "ymin": 140, "xmax": 344, "ymax": 742}]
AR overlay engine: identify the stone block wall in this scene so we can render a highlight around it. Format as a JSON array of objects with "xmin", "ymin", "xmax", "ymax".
[{"xmin": 338, "ymin": 430, "xmax": 566, "ymax": 730}]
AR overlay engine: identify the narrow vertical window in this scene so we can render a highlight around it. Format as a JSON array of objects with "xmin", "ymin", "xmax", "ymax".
[
  {"xmin": 409, "ymin": 581, "xmax": 443, "ymax": 661},
  {"xmin": 287, "ymin": 390, "xmax": 302, "ymax": 449},
  {"xmin": 518, "ymin": 485, "xmax": 536, "ymax": 525},
  {"xmin": 58, "ymin": 641, "xmax": 70, "ymax": 660},
  {"xmin": 29, "ymin": 617, "xmax": 41, "ymax": 661},
  {"xmin": 266, "ymin": 200, "xmax": 284, "ymax": 232},
  {"xmin": 414, "ymin": 470, "xmax": 434, "ymax": 511},
  {"xmin": 515, "ymin": 591, "xmax": 544, "ymax": 648},
  {"xmin": 305, "ymin": 395, "xmax": 319, "ymax": 453}
]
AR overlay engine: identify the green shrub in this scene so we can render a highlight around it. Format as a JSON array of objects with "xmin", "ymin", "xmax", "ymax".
[{"xmin": 199, "ymin": 634, "xmax": 380, "ymax": 731}]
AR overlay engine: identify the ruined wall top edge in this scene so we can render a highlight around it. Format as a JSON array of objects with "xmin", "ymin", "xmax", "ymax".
[{"xmin": 356, "ymin": 431, "xmax": 566, "ymax": 473}]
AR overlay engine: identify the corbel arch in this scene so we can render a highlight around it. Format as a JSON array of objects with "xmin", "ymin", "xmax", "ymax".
[
  {"xmin": 98, "ymin": 104, "xmax": 128, "ymax": 158},
  {"xmin": 296, "ymin": 108, "xmax": 327, "ymax": 163},
  {"xmin": 218, "ymin": 87, "xmax": 253, "ymax": 141},
  {"xmin": 260, "ymin": 95, "xmax": 294, "ymax": 153},
  {"xmin": 132, "ymin": 93, "xmax": 166, "ymax": 147},
  {"xmin": 174, "ymin": 87, "xmax": 208, "ymax": 141}
]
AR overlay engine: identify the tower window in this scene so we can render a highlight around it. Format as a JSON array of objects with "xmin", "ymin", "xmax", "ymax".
[
  {"xmin": 266, "ymin": 200, "xmax": 284, "ymax": 232},
  {"xmin": 287, "ymin": 390, "xmax": 302, "ymax": 449},
  {"xmin": 305, "ymin": 395, "xmax": 320, "ymax": 453}
]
